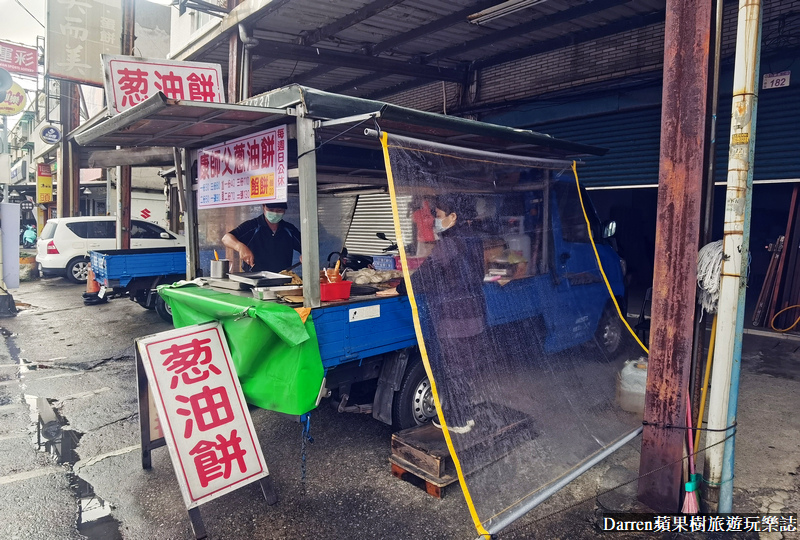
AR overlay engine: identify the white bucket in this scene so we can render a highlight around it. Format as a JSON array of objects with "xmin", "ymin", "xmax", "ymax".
[{"xmin": 616, "ymin": 357, "xmax": 648, "ymax": 417}]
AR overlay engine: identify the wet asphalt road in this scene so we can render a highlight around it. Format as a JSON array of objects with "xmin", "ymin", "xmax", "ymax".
[
  {"xmin": 0, "ymin": 278, "xmax": 797, "ymax": 540},
  {"xmin": 0, "ymin": 278, "xmax": 479, "ymax": 540}
]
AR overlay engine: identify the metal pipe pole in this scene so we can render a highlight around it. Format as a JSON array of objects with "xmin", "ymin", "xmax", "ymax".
[
  {"xmin": 118, "ymin": 0, "xmax": 135, "ymax": 249},
  {"xmin": 296, "ymin": 105, "xmax": 320, "ymax": 308},
  {"xmin": 690, "ymin": 0, "xmax": 724, "ymax": 428},
  {"xmin": 704, "ymin": 0, "xmax": 762, "ymax": 512}
]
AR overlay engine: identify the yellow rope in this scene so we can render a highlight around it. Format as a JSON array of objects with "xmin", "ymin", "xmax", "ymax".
[{"xmin": 770, "ymin": 304, "xmax": 800, "ymax": 333}]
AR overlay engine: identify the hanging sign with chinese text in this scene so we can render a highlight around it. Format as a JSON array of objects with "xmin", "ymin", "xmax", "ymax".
[
  {"xmin": 102, "ymin": 55, "xmax": 225, "ymax": 115},
  {"xmin": 0, "ymin": 81, "xmax": 26, "ymax": 116},
  {"xmin": 197, "ymin": 125, "xmax": 287, "ymax": 209},
  {"xmin": 46, "ymin": 0, "xmax": 122, "ymax": 86},
  {"xmin": 0, "ymin": 41, "xmax": 38, "ymax": 76},
  {"xmin": 37, "ymin": 164, "xmax": 53, "ymax": 204},
  {"xmin": 136, "ymin": 322, "xmax": 269, "ymax": 508}
]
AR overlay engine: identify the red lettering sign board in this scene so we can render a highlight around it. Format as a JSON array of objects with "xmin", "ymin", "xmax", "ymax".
[
  {"xmin": 0, "ymin": 41, "xmax": 37, "ymax": 76},
  {"xmin": 197, "ymin": 125, "xmax": 288, "ymax": 209},
  {"xmin": 136, "ymin": 322, "xmax": 269, "ymax": 508},
  {"xmin": 102, "ymin": 55, "xmax": 225, "ymax": 115}
]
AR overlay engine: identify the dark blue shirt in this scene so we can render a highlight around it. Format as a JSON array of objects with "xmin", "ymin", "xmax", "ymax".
[{"xmin": 229, "ymin": 214, "xmax": 301, "ymax": 273}]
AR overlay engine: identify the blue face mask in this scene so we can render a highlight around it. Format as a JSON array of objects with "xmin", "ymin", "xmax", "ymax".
[{"xmin": 265, "ymin": 211, "xmax": 284, "ymax": 224}]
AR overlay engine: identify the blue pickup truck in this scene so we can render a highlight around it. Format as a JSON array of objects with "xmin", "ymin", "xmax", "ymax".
[
  {"xmin": 89, "ymin": 247, "xmax": 186, "ymax": 321},
  {"xmin": 308, "ymin": 175, "xmax": 626, "ymax": 430}
]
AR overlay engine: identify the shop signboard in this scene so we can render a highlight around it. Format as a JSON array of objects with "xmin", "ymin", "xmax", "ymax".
[
  {"xmin": 102, "ymin": 55, "xmax": 224, "ymax": 115},
  {"xmin": 46, "ymin": 0, "xmax": 122, "ymax": 86},
  {"xmin": 0, "ymin": 41, "xmax": 38, "ymax": 76},
  {"xmin": 10, "ymin": 159, "xmax": 28, "ymax": 184},
  {"xmin": 37, "ymin": 164, "xmax": 53, "ymax": 203},
  {"xmin": 0, "ymin": 81, "xmax": 27, "ymax": 116},
  {"xmin": 136, "ymin": 322, "xmax": 269, "ymax": 508},
  {"xmin": 197, "ymin": 125, "xmax": 287, "ymax": 209},
  {"xmin": 40, "ymin": 125, "xmax": 62, "ymax": 144}
]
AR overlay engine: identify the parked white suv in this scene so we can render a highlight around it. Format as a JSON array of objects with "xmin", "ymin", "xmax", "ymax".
[{"xmin": 36, "ymin": 217, "xmax": 185, "ymax": 283}]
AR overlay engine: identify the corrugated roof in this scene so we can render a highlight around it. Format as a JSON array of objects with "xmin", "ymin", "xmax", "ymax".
[{"xmin": 175, "ymin": 0, "xmax": 666, "ymax": 102}]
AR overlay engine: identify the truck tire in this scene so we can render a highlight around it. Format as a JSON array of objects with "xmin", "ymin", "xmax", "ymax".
[
  {"xmin": 66, "ymin": 257, "xmax": 90, "ymax": 284},
  {"xmin": 596, "ymin": 303, "xmax": 624, "ymax": 355},
  {"xmin": 392, "ymin": 358, "xmax": 437, "ymax": 430},
  {"xmin": 155, "ymin": 296, "xmax": 173, "ymax": 324}
]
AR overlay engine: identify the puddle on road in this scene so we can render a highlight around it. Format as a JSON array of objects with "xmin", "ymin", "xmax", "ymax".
[{"xmin": 26, "ymin": 395, "xmax": 123, "ymax": 540}]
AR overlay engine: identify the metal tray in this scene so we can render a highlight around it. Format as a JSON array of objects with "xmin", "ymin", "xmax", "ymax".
[
  {"xmin": 227, "ymin": 271, "xmax": 292, "ymax": 287},
  {"xmin": 252, "ymin": 286, "xmax": 303, "ymax": 300}
]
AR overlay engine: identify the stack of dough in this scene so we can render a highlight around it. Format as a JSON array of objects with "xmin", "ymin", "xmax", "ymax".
[{"xmin": 348, "ymin": 268, "xmax": 403, "ymax": 285}]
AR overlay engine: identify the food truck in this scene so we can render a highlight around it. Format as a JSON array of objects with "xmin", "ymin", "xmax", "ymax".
[{"xmin": 73, "ymin": 85, "xmax": 626, "ymax": 430}]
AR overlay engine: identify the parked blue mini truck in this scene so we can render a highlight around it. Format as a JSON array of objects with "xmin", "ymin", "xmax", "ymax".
[
  {"xmin": 88, "ymin": 247, "xmax": 186, "ymax": 321},
  {"xmin": 308, "ymin": 174, "xmax": 627, "ymax": 430}
]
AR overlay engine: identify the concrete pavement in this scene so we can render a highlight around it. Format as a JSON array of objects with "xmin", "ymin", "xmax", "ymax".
[{"xmin": 0, "ymin": 278, "xmax": 797, "ymax": 539}]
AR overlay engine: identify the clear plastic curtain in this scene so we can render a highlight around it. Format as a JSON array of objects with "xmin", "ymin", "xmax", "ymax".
[{"xmin": 381, "ymin": 132, "xmax": 647, "ymax": 536}]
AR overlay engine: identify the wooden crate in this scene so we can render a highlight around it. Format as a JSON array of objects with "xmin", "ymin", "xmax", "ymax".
[
  {"xmin": 391, "ymin": 422, "xmax": 452, "ymax": 478},
  {"xmin": 390, "ymin": 423, "xmax": 458, "ymax": 498}
]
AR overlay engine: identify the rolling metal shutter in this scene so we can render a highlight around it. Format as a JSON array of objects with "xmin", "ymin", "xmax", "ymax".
[
  {"xmin": 345, "ymin": 193, "xmax": 413, "ymax": 254},
  {"xmin": 534, "ymin": 80, "xmax": 800, "ymax": 187}
]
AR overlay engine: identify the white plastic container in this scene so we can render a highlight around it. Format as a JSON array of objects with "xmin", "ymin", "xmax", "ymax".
[
  {"xmin": 504, "ymin": 234, "xmax": 532, "ymax": 271},
  {"xmin": 616, "ymin": 357, "xmax": 648, "ymax": 417}
]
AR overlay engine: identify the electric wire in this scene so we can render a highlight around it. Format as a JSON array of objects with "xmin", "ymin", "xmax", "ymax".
[
  {"xmin": 295, "ymin": 116, "xmax": 373, "ymax": 161},
  {"xmin": 13, "ymin": 0, "xmax": 44, "ymax": 27}
]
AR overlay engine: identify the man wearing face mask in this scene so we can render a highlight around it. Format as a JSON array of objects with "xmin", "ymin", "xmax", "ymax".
[{"xmin": 222, "ymin": 202, "xmax": 302, "ymax": 273}]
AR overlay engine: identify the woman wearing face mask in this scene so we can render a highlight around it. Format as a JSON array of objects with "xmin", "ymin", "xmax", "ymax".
[
  {"xmin": 392, "ymin": 194, "xmax": 491, "ymax": 429},
  {"xmin": 222, "ymin": 202, "xmax": 302, "ymax": 273}
]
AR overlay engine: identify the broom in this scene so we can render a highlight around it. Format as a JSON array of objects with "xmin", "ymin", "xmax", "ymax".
[{"xmin": 682, "ymin": 394, "xmax": 700, "ymax": 514}]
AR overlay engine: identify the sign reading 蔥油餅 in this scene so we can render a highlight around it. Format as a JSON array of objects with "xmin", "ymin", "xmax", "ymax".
[
  {"xmin": 46, "ymin": 0, "xmax": 122, "ymax": 86},
  {"xmin": 37, "ymin": 164, "xmax": 53, "ymax": 204},
  {"xmin": 136, "ymin": 322, "xmax": 269, "ymax": 508},
  {"xmin": 197, "ymin": 125, "xmax": 288, "ymax": 209},
  {"xmin": 0, "ymin": 41, "xmax": 38, "ymax": 76},
  {"xmin": 102, "ymin": 55, "xmax": 225, "ymax": 115}
]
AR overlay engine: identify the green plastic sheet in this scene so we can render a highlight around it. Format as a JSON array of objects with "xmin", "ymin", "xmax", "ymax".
[{"xmin": 158, "ymin": 284, "xmax": 324, "ymax": 415}]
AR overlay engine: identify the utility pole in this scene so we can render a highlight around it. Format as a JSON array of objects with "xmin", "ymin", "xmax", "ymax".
[
  {"xmin": 638, "ymin": 0, "xmax": 712, "ymax": 512},
  {"xmin": 117, "ymin": 0, "xmax": 135, "ymax": 249},
  {"xmin": 704, "ymin": 0, "xmax": 762, "ymax": 513},
  {"xmin": 57, "ymin": 81, "xmax": 80, "ymax": 218}
]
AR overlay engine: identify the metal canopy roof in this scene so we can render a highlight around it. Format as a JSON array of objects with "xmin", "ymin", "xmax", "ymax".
[
  {"xmin": 173, "ymin": 0, "xmax": 666, "ymax": 103},
  {"xmin": 74, "ymin": 85, "xmax": 607, "ymax": 158},
  {"xmin": 72, "ymin": 93, "xmax": 291, "ymax": 148}
]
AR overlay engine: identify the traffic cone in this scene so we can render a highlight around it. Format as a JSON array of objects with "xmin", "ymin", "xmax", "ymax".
[
  {"xmin": 83, "ymin": 263, "xmax": 105, "ymax": 305},
  {"xmin": 86, "ymin": 263, "xmax": 100, "ymax": 294}
]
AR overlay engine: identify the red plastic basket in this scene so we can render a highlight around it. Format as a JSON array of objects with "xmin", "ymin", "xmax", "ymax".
[{"xmin": 320, "ymin": 280, "xmax": 352, "ymax": 301}]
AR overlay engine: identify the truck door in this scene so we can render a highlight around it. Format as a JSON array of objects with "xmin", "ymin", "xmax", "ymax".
[{"xmin": 546, "ymin": 180, "xmax": 617, "ymax": 349}]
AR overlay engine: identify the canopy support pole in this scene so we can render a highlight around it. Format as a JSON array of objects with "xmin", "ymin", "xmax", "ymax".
[{"xmin": 297, "ymin": 106, "xmax": 321, "ymax": 307}]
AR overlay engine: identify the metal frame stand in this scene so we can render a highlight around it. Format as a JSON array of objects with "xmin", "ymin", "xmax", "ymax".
[{"xmin": 135, "ymin": 341, "xmax": 278, "ymax": 539}]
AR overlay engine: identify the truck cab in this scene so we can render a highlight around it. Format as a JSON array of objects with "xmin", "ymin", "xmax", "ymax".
[{"xmin": 316, "ymin": 172, "xmax": 626, "ymax": 430}]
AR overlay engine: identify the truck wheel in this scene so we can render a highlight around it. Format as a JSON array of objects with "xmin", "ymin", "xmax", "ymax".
[
  {"xmin": 66, "ymin": 257, "xmax": 90, "ymax": 283},
  {"xmin": 392, "ymin": 358, "xmax": 437, "ymax": 430},
  {"xmin": 596, "ymin": 304, "xmax": 623, "ymax": 355},
  {"xmin": 155, "ymin": 296, "xmax": 173, "ymax": 324}
]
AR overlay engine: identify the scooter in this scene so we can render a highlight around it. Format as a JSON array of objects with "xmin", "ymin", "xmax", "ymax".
[
  {"xmin": 22, "ymin": 225, "xmax": 37, "ymax": 249},
  {"xmin": 327, "ymin": 232, "xmax": 398, "ymax": 271}
]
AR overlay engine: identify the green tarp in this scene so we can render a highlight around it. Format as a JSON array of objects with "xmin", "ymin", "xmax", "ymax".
[{"xmin": 158, "ymin": 285, "xmax": 324, "ymax": 415}]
